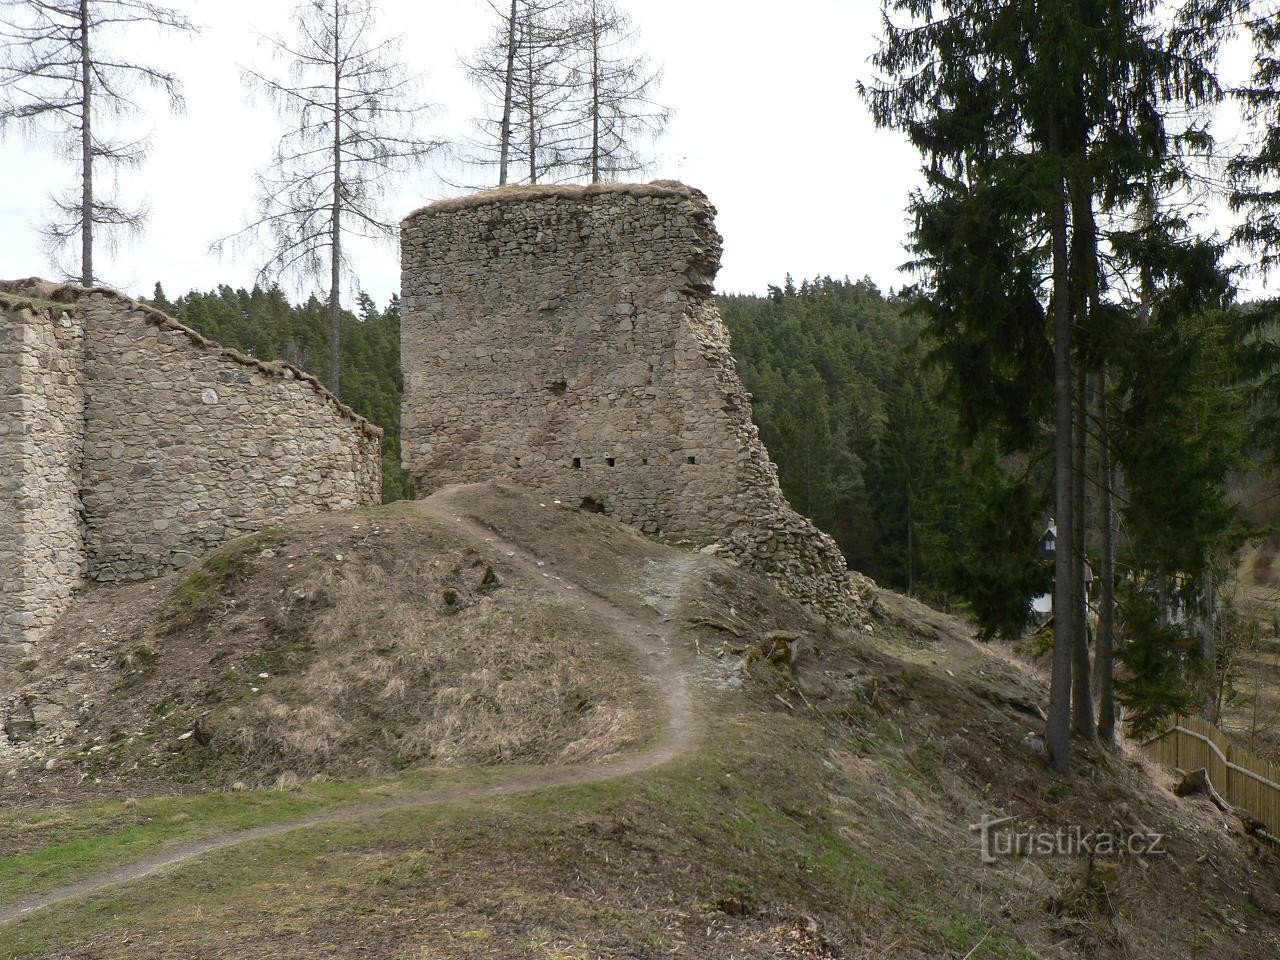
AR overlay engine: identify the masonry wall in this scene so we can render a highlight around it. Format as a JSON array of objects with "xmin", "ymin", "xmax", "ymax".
[
  {"xmin": 0, "ymin": 280, "xmax": 383, "ymax": 648},
  {"xmin": 0, "ymin": 301, "xmax": 85, "ymax": 649},
  {"xmin": 70, "ymin": 289, "xmax": 383, "ymax": 582},
  {"xmin": 401, "ymin": 182, "xmax": 862, "ymax": 620}
]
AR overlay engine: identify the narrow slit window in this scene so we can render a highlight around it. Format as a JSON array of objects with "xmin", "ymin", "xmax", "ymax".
[
  {"xmin": 687, "ymin": 455, "xmax": 697, "ymax": 465},
  {"xmin": 573, "ymin": 457, "xmax": 582, "ymax": 469},
  {"xmin": 606, "ymin": 457, "xmax": 616, "ymax": 467}
]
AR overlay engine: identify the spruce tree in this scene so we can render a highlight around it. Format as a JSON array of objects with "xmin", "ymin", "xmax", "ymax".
[
  {"xmin": 1107, "ymin": 230, "xmax": 1248, "ymax": 729},
  {"xmin": 1231, "ymin": 2, "xmax": 1280, "ymax": 273},
  {"xmin": 865, "ymin": 0, "xmax": 1227, "ymax": 771}
]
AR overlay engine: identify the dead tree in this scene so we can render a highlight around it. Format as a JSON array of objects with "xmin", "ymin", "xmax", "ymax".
[
  {"xmin": 564, "ymin": 0, "xmax": 667, "ymax": 183},
  {"xmin": 0, "ymin": 0, "xmax": 193, "ymax": 285},
  {"xmin": 215, "ymin": 0, "xmax": 443, "ymax": 399},
  {"xmin": 464, "ymin": 0, "xmax": 580, "ymax": 185}
]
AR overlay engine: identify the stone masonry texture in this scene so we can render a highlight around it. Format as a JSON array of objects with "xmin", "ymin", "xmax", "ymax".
[
  {"xmin": 400, "ymin": 181, "xmax": 863, "ymax": 620},
  {"xmin": 0, "ymin": 299, "xmax": 84, "ymax": 655},
  {"xmin": 0, "ymin": 280, "xmax": 382, "ymax": 652}
]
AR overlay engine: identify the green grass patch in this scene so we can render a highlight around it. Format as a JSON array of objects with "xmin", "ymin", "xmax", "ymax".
[
  {"xmin": 0, "ymin": 734, "xmax": 1041, "ymax": 960},
  {"xmin": 0, "ymin": 784, "xmax": 362, "ymax": 907},
  {"xmin": 158, "ymin": 530, "xmax": 282, "ymax": 635},
  {"xmin": 0, "ymin": 764, "xmax": 528, "ymax": 912}
]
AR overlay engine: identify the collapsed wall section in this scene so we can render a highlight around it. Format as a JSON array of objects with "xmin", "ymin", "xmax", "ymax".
[
  {"xmin": 0, "ymin": 298, "xmax": 85, "ymax": 650},
  {"xmin": 400, "ymin": 182, "xmax": 865, "ymax": 620}
]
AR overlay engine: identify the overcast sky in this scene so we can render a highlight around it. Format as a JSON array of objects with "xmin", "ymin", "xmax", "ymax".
[{"xmin": 0, "ymin": 0, "xmax": 1261, "ymax": 306}]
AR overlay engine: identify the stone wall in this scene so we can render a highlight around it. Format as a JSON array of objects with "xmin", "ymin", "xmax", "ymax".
[
  {"xmin": 0, "ymin": 280, "xmax": 383, "ymax": 648},
  {"xmin": 70, "ymin": 288, "xmax": 384, "ymax": 582},
  {"xmin": 401, "ymin": 182, "xmax": 863, "ymax": 620},
  {"xmin": 0, "ymin": 299, "xmax": 85, "ymax": 652}
]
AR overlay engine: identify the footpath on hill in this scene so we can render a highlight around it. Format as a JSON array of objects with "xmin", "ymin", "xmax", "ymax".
[{"xmin": 0, "ymin": 488, "xmax": 702, "ymax": 927}]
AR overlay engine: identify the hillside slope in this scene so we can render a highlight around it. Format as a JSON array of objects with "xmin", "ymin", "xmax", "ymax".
[{"xmin": 2, "ymin": 483, "xmax": 1279, "ymax": 959}]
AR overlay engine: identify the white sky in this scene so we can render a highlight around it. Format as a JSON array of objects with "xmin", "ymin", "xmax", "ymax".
[{"xmin": 0, "ymin": 0, "xmax": 1263, "ymax": 305}]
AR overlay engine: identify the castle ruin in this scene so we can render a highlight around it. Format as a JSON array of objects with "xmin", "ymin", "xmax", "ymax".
[
  {"xmin": 400, "ymin": 182, "xmax": 861, "ymax": 619},
  {"xmin": 0, "ymin": 280, "xmax": 382, "ymax": 654}
]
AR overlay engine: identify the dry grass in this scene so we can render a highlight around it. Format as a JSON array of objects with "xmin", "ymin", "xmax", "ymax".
[
  {"xmin": 436, "ymin": 483, "xmax": 678, "ymax": 619},
  {"xmin": 402, "ymin": 179, "xmax": 705, "ymax": 223},
  {"xmin": 225, "ymin": 592, "xmax": 650, "ymax": 772},
  {"xmin": 4, "ymin": 502, "xmax": 656, "ymax": 791},
  {"xmin": 12, "ymin": 566, "xmax": 1280, "ymax": 959}
]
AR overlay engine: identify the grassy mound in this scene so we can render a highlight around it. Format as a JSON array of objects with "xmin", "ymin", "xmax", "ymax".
[{"xmin": 3, "ymin": 499, "xmax": 656, "ymax": 790}]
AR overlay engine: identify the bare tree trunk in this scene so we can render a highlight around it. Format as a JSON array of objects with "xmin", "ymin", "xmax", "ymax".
[
  {"xmin": 328, "ymin": 0, "xmax": 342, "ymax": 398},
  {"xmin": 526, "ymin": 47, "xmax": 537, "ymax": 184},
  {"xmin": 1046, "ymin": 116, "xmax": 1075, "ymax": 774},
  {"xmin": 590, "ymin": 0, "xmax": 600, "ymax": 183},
  {"xmin": 1073, "ymin": 364, "xmax": 1097, "ymax": 739},
  {"xmin": 1251, "ymin": 667, "xmax": 1262, "ymax": 752},
  {"xmin": 498, "ymin": 0, "xmax": 517, "ymax": 186},
  {"xmin": 79, "ymin": 0, "xmax": 92, "ymax": 286},
  {"xmin": 1097, "ymin": 365, "xmax": 1117, "ymax": 744}
]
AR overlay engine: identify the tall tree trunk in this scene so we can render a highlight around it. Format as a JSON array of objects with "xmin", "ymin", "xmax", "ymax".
[
  {"xmin": 328, "ymin": 0, "xmax": 342, "ymax": 398},
  {"xmin": 590, "ymin": 0, "xmax": 601, "ymax": 183},
  {"xmin": 1097, "ymin": 365, "xmax": 1117, "ymax": 744},
  {"xmin": 1065, "ymin": 114, "xmax": 1099, "ymax": 743},
  {"xmin": 1203, "ymin": 549, "xmax": 1218, "ymax": 722},
  {"xmin": 1138, "ymin": 187, "xmax": 1164, "ymax": 632},
  {"xmin": 498, "ymin": 0, "xmax": 517, "ymax": 186},
  {"xmin": 1046, "ymin": 116, "xmax": 1075, "ymax": 774},
  {"xmin": 79, "ymin": 0, "xmax": 92, "ymax": 286},
  {"xmin": 526, "ymin": 45, "xmax": 537, "ymax": 184},
  {"xmin": 1072, "ymin": 364, "xmax": 1097, "ymax": 739},
  {"xmin": 906, "ymin": 488, "xmax": 915, "ymax": 595}
]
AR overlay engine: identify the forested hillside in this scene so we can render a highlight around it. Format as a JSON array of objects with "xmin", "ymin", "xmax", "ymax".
[{"xmin": 721, "ymin": 277, "xmax": 969, "ymax": 597}]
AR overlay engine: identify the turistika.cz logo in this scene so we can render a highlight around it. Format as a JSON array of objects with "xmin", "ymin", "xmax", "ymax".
[{"xmin": 968, "ymin": 814, "xmax": 1167, "ymax": 865}]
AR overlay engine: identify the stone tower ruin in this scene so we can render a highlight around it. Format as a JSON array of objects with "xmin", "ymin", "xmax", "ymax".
[
  {"xmin": 0, "ymin": 280, "xmax": 383, "ymax": 655},
  {"xmin": 400, "ymin": 182, "xmax": 861, "ymax": 619}
]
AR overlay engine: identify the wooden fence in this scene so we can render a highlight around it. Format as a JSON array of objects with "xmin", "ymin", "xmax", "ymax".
[{"xmin": 1144, "ymin": 715, "xmax": 1280, "ymax": 840}]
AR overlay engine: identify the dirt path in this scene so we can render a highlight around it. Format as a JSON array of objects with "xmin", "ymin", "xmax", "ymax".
[{"xmin": 0, "ymin": 488, "xmax": 702, "ymax": 928}]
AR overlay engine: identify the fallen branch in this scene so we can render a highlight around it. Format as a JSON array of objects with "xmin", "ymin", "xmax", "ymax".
[{"xmin": 691, "ymin": 614, "xmax": 750, "ymax": 638}]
